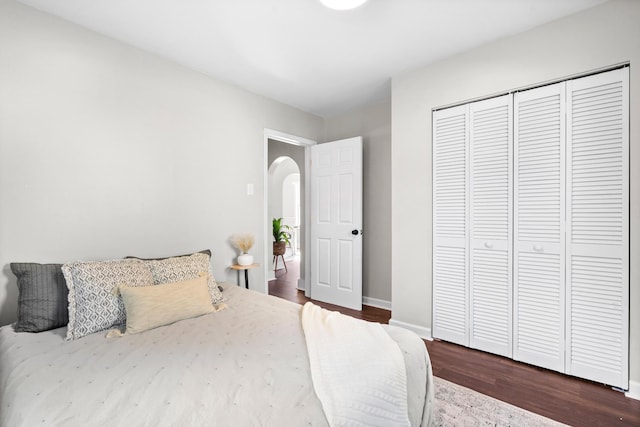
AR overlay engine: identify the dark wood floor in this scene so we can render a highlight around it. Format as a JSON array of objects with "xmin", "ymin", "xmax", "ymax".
[
  {"xmin": 268, "ymin": 259, "xmax": 640, "ymax": 427},
  {"xmin": 268, "ymin": 258, "xmax": 390, "ymax": 323}
]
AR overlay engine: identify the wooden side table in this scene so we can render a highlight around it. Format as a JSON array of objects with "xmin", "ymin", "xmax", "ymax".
[{"xmin": 230, "ymin": 263, "xmax": 259, "ymax": 289}]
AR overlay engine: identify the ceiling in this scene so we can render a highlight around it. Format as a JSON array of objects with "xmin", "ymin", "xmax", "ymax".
[{"xmin": 18, "ymin": 0, "xmax": 606, "ymax": 117}]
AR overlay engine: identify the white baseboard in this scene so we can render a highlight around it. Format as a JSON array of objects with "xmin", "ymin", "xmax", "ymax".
[
  {"xmin": 362, "ymin": 296, "xmax": 391, "ymax": 311},
  {"xmin": 626, "ymin": 380, "xmax": 640, "ymax": 400},
  {"xmin": 389, "ymin": 318, "xmax": 433, "ymax": 341}
]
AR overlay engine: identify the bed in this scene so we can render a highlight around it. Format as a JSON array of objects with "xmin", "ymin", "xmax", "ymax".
[{"xmin": 0, "ymin": 254, "xmax": 434, "ymax": 426}]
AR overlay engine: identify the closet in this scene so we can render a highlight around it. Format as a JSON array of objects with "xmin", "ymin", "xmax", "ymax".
[{"xmin": 432, "ymin": 67, "xmax": 629, "ymax": 389}]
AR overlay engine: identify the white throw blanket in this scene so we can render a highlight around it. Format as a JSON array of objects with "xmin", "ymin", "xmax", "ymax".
[{"xmin": 301, "ymin": 302, "xmax": 411, "ymax": 427}]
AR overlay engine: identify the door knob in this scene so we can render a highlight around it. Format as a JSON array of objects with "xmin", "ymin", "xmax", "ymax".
[{"xmin": 351, "ymin": 229, "xmax": 359, "ymax": 236}]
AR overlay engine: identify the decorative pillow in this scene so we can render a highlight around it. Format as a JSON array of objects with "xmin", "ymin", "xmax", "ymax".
[
  {"xmin": 10, "ymin": 263, "xmax": 68, "ymax": 332},
  {"xmin": 142, "ymin": 253, "xmax": 224, "ymax": 305},
  {"xmin": 119, "ymin": 275, "xmax": 214, "ymax": 334},
  {"xmin": 62, "ymin": 259, "xmax": 154, "ymax": 340}
]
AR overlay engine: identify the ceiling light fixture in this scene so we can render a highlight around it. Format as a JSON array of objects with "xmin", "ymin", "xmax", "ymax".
[{"xmin": 319, "ymin": 0, "xmax": 368, "ymax": 11}]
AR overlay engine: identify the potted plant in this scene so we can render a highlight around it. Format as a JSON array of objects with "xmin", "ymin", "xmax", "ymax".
[
  {"xmin": 231, "ymin": 233, "xmax": 255, "ymax": 266},
  {"xmin": 272, "ymin": 218, "xmax": 291, "ymax": 257}
]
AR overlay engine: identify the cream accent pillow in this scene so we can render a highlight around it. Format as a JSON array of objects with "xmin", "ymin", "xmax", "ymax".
[{"xmin": 120, "ymin": 275, "xmax": 214, "ymax": 335}]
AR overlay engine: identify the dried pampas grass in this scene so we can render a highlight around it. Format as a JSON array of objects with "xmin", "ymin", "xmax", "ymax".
[{"xmin": 231, "ymin": 233, "xmax": 255, "ymax": 253}]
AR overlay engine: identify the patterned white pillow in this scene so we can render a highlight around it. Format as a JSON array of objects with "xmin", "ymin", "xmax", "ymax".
[
  {"xmin": 62, "ymin": 259, "xmax": 154, "ymax": 340},
  {"xmin": 143, "ymin": 253, "xmax": 224, "ymax": 305}
]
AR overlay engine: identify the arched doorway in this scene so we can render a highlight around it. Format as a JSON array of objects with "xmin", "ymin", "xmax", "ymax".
[
  {"xmin": 269, "ymin": 155, "xmax": 300, "ymax": 255},
  {"xmin": 268, "ymin": 153, "xmax": 301, "ymax": 285}
]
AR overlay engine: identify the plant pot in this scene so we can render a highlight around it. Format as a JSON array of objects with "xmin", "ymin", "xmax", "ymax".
[
  {"xmin": 237, "ymin": 253, "xmax": 253, "ymax": 266},
  {"xmin": 273, "ymin": 241, "xmax": 286, "ymax": 256}
]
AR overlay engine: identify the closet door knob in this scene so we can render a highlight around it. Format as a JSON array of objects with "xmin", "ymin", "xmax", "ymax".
[
  {"xmin": 534, "ymin": 244, "xmax": 543, "ymax": 252},
  {"xmin": 484, "ymin": 242, "xmax": 493, "ymax": 249}
]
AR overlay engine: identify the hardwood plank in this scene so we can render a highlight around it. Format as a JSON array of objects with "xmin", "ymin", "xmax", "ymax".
[
  {"xmin": 425, "ymin": 339, "xmax": 640, "ymax": 427},
  {"xmin": 268, "ymin": 258, "xmax": 640, "ymax": 427},
  {"xmin": 268, "ymin": 265, "xmax": 390, "ymax": 323}
]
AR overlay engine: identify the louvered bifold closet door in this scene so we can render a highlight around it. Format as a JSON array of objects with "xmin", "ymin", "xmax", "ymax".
[
  {"xmin": 565, "ymin": 68, "xmax": 629, "ymax": 389},
  {"xmin": 513, "ymin": 83, "xmax": 566, "ymax": 373},
  {"xmin": 432, "ymin": 105, "xmax": 469, "ymax": 346},
  {"xmin": 469, "ymin": 95, "xmax": 512, "ymax": 357}
]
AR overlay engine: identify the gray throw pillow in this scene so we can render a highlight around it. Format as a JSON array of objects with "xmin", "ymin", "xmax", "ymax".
[{"xmin": 10, "ymin": 263, "xmax": 68, "ymax": 332}]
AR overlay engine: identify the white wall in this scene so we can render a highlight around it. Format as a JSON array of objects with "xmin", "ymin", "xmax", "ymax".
[
  {"xmin": 324, "ymin": 100, "xmax": 392, "ymax": 304},
  {"xmin": 281, "ymin": 174, "xmax": 300, "ymax": 227},
  {"xmin": 0, "ymin": 0, "xmax": 323, "ymax": 325},
  {"xmin": 391, "ymin": 0, "xmax": 640, "ymax": 387}
]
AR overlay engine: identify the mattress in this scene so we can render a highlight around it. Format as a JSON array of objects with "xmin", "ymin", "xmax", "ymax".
[{"xmin": 0, "ymin": 284, "xmax": 433, "ymax": 426}]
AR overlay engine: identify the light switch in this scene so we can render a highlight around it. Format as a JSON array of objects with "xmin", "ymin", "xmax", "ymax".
[{"xmin": 247, "ymin": 183, "xmax": 254, "ymax": 195}]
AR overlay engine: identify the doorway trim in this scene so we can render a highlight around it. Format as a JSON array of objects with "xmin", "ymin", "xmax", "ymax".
[{"xmin": 263, "ymin": 128, "xmax": 316, "ymax": 297}]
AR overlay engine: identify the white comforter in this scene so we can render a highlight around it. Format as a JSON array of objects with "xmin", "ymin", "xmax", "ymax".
[
  {"xmin": 0, "ymin": 285, "xmax": 433, "ymax": 426},
  {"xmin": 302, "ymin": 302, "xmax": 411, "ymax": 426}
]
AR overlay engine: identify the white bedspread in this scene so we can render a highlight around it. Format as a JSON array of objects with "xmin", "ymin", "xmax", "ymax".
[
  {"xmin": 302, "ymin": 302, "xmax": 410, "ymax": 427},
  {"xmin": 0, "ymin": 285, "xmax": 433, "ymax": 426}
]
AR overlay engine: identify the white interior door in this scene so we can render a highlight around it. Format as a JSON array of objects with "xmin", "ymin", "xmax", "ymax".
[
  {"xmin": 310, "ymin": 137, "xmax": 363, "ymax": 310},
  {"xmin": 513, "ymin": 82, "xmax": 566, "ymax": 373},
  {"xmin": 469, "ymin": 95, "xmax": 513, "ymax": 358},
  {"xmin": 432, "ymin": 104, "xmax": 469, "ymax": 346},
  {"xmin": 565, "ymin": 68, "xmax": 629, "ymax": 389}
]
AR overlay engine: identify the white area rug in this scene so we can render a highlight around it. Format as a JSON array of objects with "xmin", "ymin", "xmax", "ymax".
[{"xmin": 433, "ymin": 377, "xmax": 567, "ymax": 426}]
